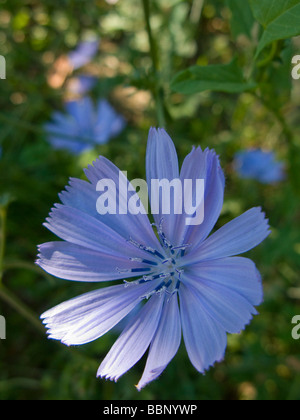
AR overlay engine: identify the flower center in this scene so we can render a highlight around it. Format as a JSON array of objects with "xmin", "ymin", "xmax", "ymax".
[{"xmin": 119, "ymin": 219, "xmax": 189, "ymax": 298}]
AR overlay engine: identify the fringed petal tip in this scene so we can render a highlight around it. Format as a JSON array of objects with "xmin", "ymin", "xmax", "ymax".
[
  {"xmin": 96, "ymin": 370, "xmax": 119, "ymax": 383},
  {"xmin": 40, "ymin": 318, "xmax": 79, "ymax": 347}
]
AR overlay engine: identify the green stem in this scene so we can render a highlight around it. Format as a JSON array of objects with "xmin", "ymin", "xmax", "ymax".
[
  {"xmin": 0, "ymin": 206, "xmax": 7, "ymax": 283},
  {"xmin": 256, "ymin": 41, "xmax": 278, "ymax": 68},
  {"xmin": 0, "ymin": 207, "xmax": 46, "ymax": 334},
  {"xmin": 141, "ymin": 0, "xmax": 166, "ymax": 127},
  {"xmin": 0, "ymin": 284, "xmax": 45, "ymax": 334},
  {"xmin": 3, "ymin": 259, "xmax": 55, "ymax": 283}
]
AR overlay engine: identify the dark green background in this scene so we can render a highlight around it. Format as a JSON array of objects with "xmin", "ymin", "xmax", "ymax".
[{"xmin": 0, "ymin": 0, "xmax": 300, "ymax": 400}]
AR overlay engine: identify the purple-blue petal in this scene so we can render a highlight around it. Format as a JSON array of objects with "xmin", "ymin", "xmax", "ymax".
[
  {"xmin": 37, "ymin": 241, "xmax": 153, "ymax": 282},
  {"xmin": 146, "ymin": 127, "xmax": 180, "ymax": 240},
  {"xmin": 68, "ymin": 39, "xmax": 99, "ymax": 69},
  {"xmin": 234, "ymin": 149, "xmax": 285, "ymax": 184},
  {"xmin": 175, "ymin": 146, "xmax": 225, "ymax": 248},
  {"xmin": 97, "ymin": 293, "xmax": 164, "ymax": 382},
  {"xmin": 184, "ymin": 207, "xmax": 270, "ymax": 264},
  {"xmin": 184, "ymin": 257, "xmax": 263, "ymax": 306},
  {"xmin": 41, "ymin": 281, "xmax": 157, "ymax": 346},
  {"xmin": 136, "ymin": 293, "xmax": 181, "ymax": 390},
  {"xmin": 181, "ymin": 273, "xmax": 258, "ymax": 334},
  {"xmin": 179, "ymin": 284, "xmax": 227, "ymax": 373}
]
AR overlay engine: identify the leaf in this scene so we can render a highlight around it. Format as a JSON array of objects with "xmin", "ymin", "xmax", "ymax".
[
  {"xmin": 252, "ymin": 1, "xmax": 300, "ymax": 57},
  {"xmin": 249, "ymin": 0, "xmax": 300, "ymax": 27},
  {"xmin": 170, "ymin": 59, "xmax": 256, "ymax": 95},
  {"xmin": 226, "ymin": 0, "xmax": 254, "ymax": 39}
]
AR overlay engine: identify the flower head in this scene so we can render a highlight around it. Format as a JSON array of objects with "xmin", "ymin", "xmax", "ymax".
[
  {"xmin": 44, "ymin": 97, "xmax": 126, "ymax": 154},
  {"xmin": 37, "ymin": 128, "xmax": 270, "ymax": 390},
  {"xmin": 234, "ymin": 149, "xmax": 285, "ymax": 184}
]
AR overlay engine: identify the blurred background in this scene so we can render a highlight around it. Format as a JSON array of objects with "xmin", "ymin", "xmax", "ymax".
[{"xmin": 0, "ymin": 0, "xmax": 300, "ymax": 400}]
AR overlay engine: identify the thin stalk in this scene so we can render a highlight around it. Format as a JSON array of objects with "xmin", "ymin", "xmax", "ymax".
[
  {"xmin": 0, "ymin": 206, "xmax": 7, "ymax": 283},
  {"xmin": 141, "ymin": 0, "xmax": 166, "ymax": 127},
  {"xmin": 0, "ymin": 284, "xmax": 45, "ymax": 334},
  {"xmin": 3, "ymin": 259, "xmax": 55, "ymax": 283}
]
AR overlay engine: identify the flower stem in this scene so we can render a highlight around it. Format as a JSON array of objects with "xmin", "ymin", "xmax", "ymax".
[
  {"xmin": 0, "ymin": 206, "xmax": 7, "ymax": 283},
  {"xmin": 0, "ymin": 284, "xmax": 45, "ymax": 334},
  {"xmin": 0, "ymin": 204, "xmax": 44, "ymax": 334},
  {"xmin": 141, "ymin": 0, "xmax": 166, "ymax": 128}
]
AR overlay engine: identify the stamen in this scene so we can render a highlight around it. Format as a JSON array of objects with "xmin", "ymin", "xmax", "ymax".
[
  {"xmin": 152, "ymin": 218, "xmax": 173, "ymax": 250},
  {"xmin": 161, "ymin": 257, "xmax": 176, "ymax": 265},
  {"xmin": 129, "ymin": 257, "xmax": 158, "ymax": 266},
  {"xmin": 175, "ymin": 267, "xmax": 184, "ymax": 279},
  {"xmin": 123, "ymin": 276, "xmax": 153, "ymax": 287},
  {"xmin": 127, "ymin": 237, "xmax": 165, "ymax": 260},
  {"xmin": 143, "ymin": 273, "xmax": 162, "ymax": 281},
  {"xmin": 171, "ymin": 244, "xmax": 190, "ymax": 251},
  {"xmin": 122, "ymin": 227, "xmax": 187, "ymax": 299},
  {"xmin": 116, "ymin": 267, "xmax": 151, "ymax": 274}
]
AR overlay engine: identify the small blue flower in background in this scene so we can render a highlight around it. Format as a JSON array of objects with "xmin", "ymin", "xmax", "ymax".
[
  {"xmin": 37, "ymin": 128, "xmax": 270, "ymax": 390},
  {"xmin": 68, "ymin": 39, "xmax": 99, "ymax": 70},
  {"xmin": 44, "ymin": 97, "xmax": 126, "ymax": 154},
  {"xmin": 234, "ymin": 149, "xmax": 285, "ymax": 184}
]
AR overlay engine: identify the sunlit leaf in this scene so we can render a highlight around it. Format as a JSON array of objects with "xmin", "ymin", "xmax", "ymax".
[
  {"xmin": 226, "ymin": 0, "xmax": 254, "ymax": 39},
  {"xmin": 251, "ymin": 0, "xmax": 300, "ymax": 57},
  {"xmin": 249, "ymin": 0, "xmax": 300, "ymax": 26},
  {"xmin": 170, "ymin": 59, "xmax": 256, "ymax": 95}
]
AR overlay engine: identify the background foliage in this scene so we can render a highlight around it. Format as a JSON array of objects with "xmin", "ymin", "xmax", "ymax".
[{"xmin": 0, "ymin": 0, "xmax": 300, "ymax": 400}]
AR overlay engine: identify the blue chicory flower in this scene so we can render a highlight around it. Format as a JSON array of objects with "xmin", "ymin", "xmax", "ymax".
[
  {"xmin": 37, "ymin": 128, "xmax": 270, "ymax": 390},
  {"xmin": 68, "ymin": 39, "xmax": 99, "ymax": 70},
  {"xmin": 44, "ymin": 97, "xmax": 126, "ymax": 154},
  {"xmin": 234, "ymin": 149, "xmax": 285, "ymax": 184}
]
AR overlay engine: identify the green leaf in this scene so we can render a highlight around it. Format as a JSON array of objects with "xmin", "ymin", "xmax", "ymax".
[
  {"xmin": 249, "ymin": 0, "xmax": 300, "ymax": 26},
  {"xmin": 170, "ymin": 59, "xmax": 256, "ymax": 95},
  {"xmin": 226, "ymin": 0, "xmax": 254, "ymax": 39},
  {"xmin": 252, "ymin": 1, "xmax": 300, "ymax": 57}
]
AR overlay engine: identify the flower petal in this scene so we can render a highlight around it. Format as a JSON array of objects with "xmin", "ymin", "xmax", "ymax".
[
  {"xmin": 95, "ymin": 100, "xmax": 126, "ymax": 144},
  {"xmin": 172, "ymin": 147, "xmax": 225, "ymax": 247},
  {"xmin": 179, "ymin": 284, "xmax": 227, "ymax": 373},
  {"xmin": 84, "ymin": 155, "xmax": 163, "ymax": 252},
  {"xmin": 68, "ymin": 39, "xmax": 99, "ymax": 69},
  {"xmin": 41, "ymin": 281, "xmax": 156, "ymax": 346},
  {"xmin": 65, "ymin": 97, "xmax": 94, "ymax": 132},
  {"xmin": 184, "ymin": 207, "xmax": 270, "ymax": 264},
  {"xmin": 36, "ymin": 241, "xmax": 154, "ymax": 282},
  {"xmin": 182, "ymin": 271, "xmax": 258, "ymax": 334},
  {"xmin": 146, "ymin": 127, "xmax": 179, "ymax": 239},
  {"xmin": 44, "ymin": 204, "xmax": 159, "ymax": 264},
  {"xmin": 184, "ymin": 257, "xmax": 263, "ymax": 306},
  {"xmin": 136, "ymin": 293, "xmax": 181, "ymax": 391},
  {"xmin": 97, "ymin": 294, "xmax": 164, "ymax": 382}
]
